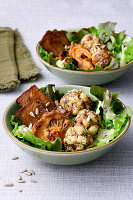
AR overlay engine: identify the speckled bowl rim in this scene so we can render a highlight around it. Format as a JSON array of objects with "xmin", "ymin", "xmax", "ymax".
[
  {"xmin": 36, "ymin": 43, "xmax": 133, "ymax": 74},
  {"xmin": 3, "ymin": 85, "xmax": 131, "ymax": 155}
]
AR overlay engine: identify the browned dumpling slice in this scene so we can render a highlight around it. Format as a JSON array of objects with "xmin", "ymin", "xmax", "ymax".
[
  {"xmin": 39, "ymin": 30, "xmax": 70, "ymax": 57},
  {"xmin": 75, "ymin": 109, "xmax": 101, "ymax": 135},
  {"xmin": 15, "ymin": 100, "xmax": 46, "ymax": 127},
  {"xmin": 60, "ymin": 89, "xmax": 92, "ymax": 115},
  {"xmin": 32, "ymin": 111, "xmax": 72, "ymax": 142},
  {"xmin": 16, "ymin": 85, "xmax": 56, "ymax": 111}
]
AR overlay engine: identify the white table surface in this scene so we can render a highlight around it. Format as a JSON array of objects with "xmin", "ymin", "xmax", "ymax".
[{"xmin": 0, "ymin": 0, "xmax": 133, "ymax": 199}]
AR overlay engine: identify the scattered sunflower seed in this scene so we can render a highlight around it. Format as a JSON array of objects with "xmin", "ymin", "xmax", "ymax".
[
  {"xmin": 17, "ymin": 189, "xmax": 22, "ymax": 193},
  {"xmin": 12, "ymin": 156, "xmax": 19, "ymax": 160},
  {"xmin": 29, "ymin": 170, "xmax": 35, "ymax": 175},
  {"xmin": 20, "ymin": 169, "xmax": 27, "ymax": 173},
  {"xmin": 30, "ymin": 112, "xmax": 35, "ymax": 118},
  {"xmin": 30, "ymin": 179, "xmax": 37, "ymax": 183},
  {"xmin": 17, "ymin": 180, "xmax": 25, "ymax": 183},
  {"xmin": 4, "ymin": 183, "xmax": 14, "ymax": 187},
  {"xmin": 24, "ymin": 171, "xmax": 32, "ymax": 176},
  {"xmin": 55, "ymin": 100, "xmax": 59, "ymax": 105},
  {"xmin": 29, "ymin": 123, "xmax": 32, "ymax": 129},
  {"xmin": 52, "ymin": 86, "xmax": 56, "ymax": 93},
  {"xmin": 18, "ymin": 175, "xmax": 22, "ymax": 180},
  {"xmin": 45, "ymin": 102, "xmax": 50, "ymax": 107},
  {"xmin": 46, "ymin": 108, "xmax": 48, "ymax": 112},
  {"xmin": 35, "ymin": 108, "xmax": 39, "ymax": 115}
]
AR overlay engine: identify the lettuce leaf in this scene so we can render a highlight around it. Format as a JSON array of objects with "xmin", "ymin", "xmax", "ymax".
[
  {"xmin": 56, "ymin": 57, "xmax": 78, "ymax": 70},
  {"xmin": 40, "ymin": 84, "xmax": 64, "ymax": 101},
  {"xmin": 11, "ymin": 124, "xmax": 62, "ymax": 151},
  {"xmin": 39, "ymin": 46, "xmax": 56, "ymax": 66},
  {"xmin": 94, "ymin": 108, "xmax": 131, "ymax": 147},
  {"xmin": 124, "ymin": 43, "xmax": 133, "ymax": 63},
  {"xmin": 90, "ymin": 86, "xmax": 107, "ymax": 101},
  {"xmin": 94, "ymin": 128, "xmax": 116, "ymax": 147},
  {"xmin": 94, "ymin": 104, "xmax": 132, "ymax": 147},
  {"xmin": 113, "ymin": 106, "xmax": 132, "ymax": 137},
  {"xmin": 88, "ymin": 26, "xmax": 99, "ymax": 36},
  {"xmin": 98, "ymin": 22, "xmax": 117, "ymax": 42}
]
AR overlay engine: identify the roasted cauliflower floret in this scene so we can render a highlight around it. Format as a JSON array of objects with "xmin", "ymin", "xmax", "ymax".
[
  {"xmin": 81, "ymin": 34, "xmax": 103, "ymax": 52},
  {"xmin": 63, "ymin": 126, "xmax": 94, "ymax": 151},
  {"xmin": 81, "ymin": 34, "xmax": 112, "ymax": 67},
  {"xmin": 60, "ymin": 89, "xmax": 92, "ymax": 115},
  {"xmin": 92, "ymin": 50, "xmax": 112, "ymax": 67},
  {"xmin": 32, "ymin": 111, "xmax": 72, "ymax": 142},
  {"xmin": 75, "ymin": 109, "xmax": 101, "ymax": 135}
]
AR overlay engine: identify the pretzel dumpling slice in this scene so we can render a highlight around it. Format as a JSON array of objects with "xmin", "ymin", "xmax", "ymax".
[
  {"xmin": 39, "ymin": 30, "xmax": 70, "ymax": 57},
  {"xmin": 15, "ymin": 100, "xmax": 47, "ymax": 127},
  {"xmin": 16, "ymin": 85, "xmax": 56, "ymax": 111},
  {"xmin": 32, "ymin": 111, "xmax": 72, "ymax": 142}
]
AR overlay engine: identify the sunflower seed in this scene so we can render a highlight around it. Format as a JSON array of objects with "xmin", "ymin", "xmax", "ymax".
[
  {"xmin": 30, "ymin": 179, "xmax": 37, "ymax": 183},
  {"xmin": 45, "ymin": 102, "xmax": 50, "ymax": 107},
  {"xmin": 29, "ymin": 123, "xmax": 32, "ymax": 129},
  {"xmin": 20, "ymin": 169, "xmax": 27, "ymax": 173},
  {"xmin": 17, "ymin": 180, "xmax": 25, "ymax": 183},
  {"xmin": 4, "ymin": 183, "xmax": 14, "ymax": 187},
  {"xmin": 55, "ymin": 100, "xmax": 59, "ymax": 105},
  {"xmin": 46, "ymin": 108, "xmax": 48, "ymax": 112},
  {"xmin": 24, "ymin": 171, "xmax": 32, "ymax": 176},
  {"xmin": 35, "ymin": 108, "xmax": 39, "ymax": 115},
  {"xmin": 30, "ymin": 112, "xmax": 35, "ymax": 118},
  {"xmin": 18, "ymin": 175, "xmax": 22, "ymax": 180},
  {"xmin": 29, "ymin": 170, "xmax": 35, "ymax": 175},
  {"xmin": 86, "ymin": 115, "xmax": 90, "ymax": 122},
  {"xmin": 52, "ymin": 86, "xmax": 56, "ymax": 93},
  {"xmin": 17, "ymin": 189, "xmax": 22, "ymax": 192},
  {"xmin": 12, "ymin": 156, "xmax": 19, "ymax": 160}
]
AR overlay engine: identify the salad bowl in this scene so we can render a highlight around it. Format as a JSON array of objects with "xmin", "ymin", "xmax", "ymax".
[
  {"xmin": 36, "ymin": 43, "xmax": 133, "ymax": 86},
  {"xmin": 3, "ymin": 85, "xmax": 131, "ymax": 165},
  {"xmin": 36, "ymin": 22, "xmax": 133, "ymax": 85}
]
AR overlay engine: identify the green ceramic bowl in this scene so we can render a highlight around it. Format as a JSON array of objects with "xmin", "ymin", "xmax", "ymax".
[
  {"xmin": 3, "ymin": 85, "xmax": 131, "ymax": 165},
  {"xmin": 36, "ymin": 43, "xmax": 133, "ymax": 85}
]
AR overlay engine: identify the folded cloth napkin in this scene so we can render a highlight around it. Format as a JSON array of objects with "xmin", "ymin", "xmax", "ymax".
[
  {"xmin": 0, "ymin": 28, "xmax": 41, "ymax": 92},
  {"xmin": 14, "ymin": 29, "xmax": 41, "ymax": 81},
  {"xmin": 0, "ymin": 27, "xmax": 20, "ymax": 92}
]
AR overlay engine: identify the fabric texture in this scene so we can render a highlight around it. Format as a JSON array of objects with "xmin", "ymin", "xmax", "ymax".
[
  {"xmin": 0, "ymin": 28, "xmax": 41, "ymax": 92},
  {"xmin": 14, "ymin": 29, "xmax": 41, "ymax": 81},
  {"xmin": 0, "ymin": 27, "xmax": 20, "ymax": 92}
]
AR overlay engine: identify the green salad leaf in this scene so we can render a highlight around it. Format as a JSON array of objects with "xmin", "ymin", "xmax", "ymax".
[
  {"xmin": 39, "ymin": 46, "xmax": 56, "ymax": 66},
  {"xmin": 125, "ymin": 43, "xmax": 133, "ymax": 63},
  {"xmin": 94, "ymin": 128, "xmax": 116, "ymax": 147},
  {"xmin": 56, "ymin": 57, "xmax": 78, "ymax": 70},
  {"xmin": 66, "ymin": 28, "xmax": 90, "ymax": 44},
  {"xmin": 98, "ymin": 22, "xmax": 117, "ymax": 42},
  {"xmin": 94, "ymin": 106, "xmax": 131, "ymax": 147},
  {"xmin": 40, "ymin": 84, "xmax": 64, "ymax": 101},
  {"xmin": 44, "ymin": 84, "xmax": 57, "ymax": 101},
  {"xmin": 90, "ymin": 86, "xmax": 107, "ymax": 101}
]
